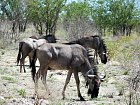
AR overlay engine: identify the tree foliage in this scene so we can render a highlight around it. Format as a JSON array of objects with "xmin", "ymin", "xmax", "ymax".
[
  {"xmin": 89, "ymin": 0, "xmax": 140, "ymax": 36},
  {"xmin": 89, "ymin": 0, "xmax": 108, "ymax": 35},
  {"xmin": 0, "ymin": 0, "xmax": 140, "ymax": 37},
  {"xmin": 0, "ymin": 0, "xmax": 27, "ymax": 33},
  {"xmin": 62, "ymin": 1, "xmax": 92, "ymax": 40},
  {"xmin": 26, "ymin": 0, "xmax": 66, "ymax": 35}
]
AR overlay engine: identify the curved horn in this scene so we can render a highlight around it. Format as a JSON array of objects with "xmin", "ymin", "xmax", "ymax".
[
  {"xmin": 99, "ymin": 75, "xmax": 106, "ymax": 79},
  {"xmin": 102, "ymin": 52, "xmax": 106, "ymax": 55},
  {"xmin": 87, "ymin": 75, "xmax": 96, "ymax": 78},
  {"xmin": 99, "ymin": 74, "xmax": 106, "ymax": 82}
]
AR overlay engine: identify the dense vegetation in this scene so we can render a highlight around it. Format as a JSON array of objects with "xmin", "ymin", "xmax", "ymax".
[{"xmin": 0, "ymin": 0, "xmax": 140, "ymax": 36}]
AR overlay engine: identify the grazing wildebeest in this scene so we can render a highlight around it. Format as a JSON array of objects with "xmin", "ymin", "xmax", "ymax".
[
  {"xmin": 17, "ymin": 38, "xmax": 47, "ymax": 73},
  {"xmin": 65, "ymin": 35, "xmax": 108, "ymax": 64},
  {"xmin": 17, "ymin": 35, "xmax": 57, "ymax": 73},
  {"xmin": 31, "ymin": 43, "xmax": 103, "ymax": 101}
]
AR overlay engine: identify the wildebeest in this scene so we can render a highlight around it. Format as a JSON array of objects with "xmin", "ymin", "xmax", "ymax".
[
  {"xmin": 17, "ymin": 35, "xmax": 57, "ymax": 73},
  {"xmin": 31, "ymin": 43, "xmax": 102, "ymax": 101},
  {"xmin": 29, "ymin": 34, "xmax": 57, "ymax": 43},
  {"xmin": 65, "ymin": 35, "xmax": 108, "ymax": 64},
  {"xmin": 16, "ymin": 38, "xmax": 47, "ymax": 73}
]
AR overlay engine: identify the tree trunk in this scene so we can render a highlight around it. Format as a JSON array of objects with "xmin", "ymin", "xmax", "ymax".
[{"xmin": 113, "ymin": 27, "xmax": 118, "ymax": 36}]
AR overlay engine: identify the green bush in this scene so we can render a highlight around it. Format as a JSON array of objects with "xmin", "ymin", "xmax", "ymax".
[{"xmin": 105, "ymin": 35, "xmax": 139, "ymax": 61}]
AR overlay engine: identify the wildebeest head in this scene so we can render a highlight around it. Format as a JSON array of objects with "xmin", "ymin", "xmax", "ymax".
[
  {"xmin": 98, "ymin": 39, "xmax": 108, "ymax": 64},
  {"xmin": 98, "ymin": 51, "xmax": 108, "ymax": 64},
  {"xmin": 86, "ymin": 69, "xmax": 104, "ymax": 98},
  {"xmin": 42, "ymin": 34, "xmax": 57, "ymax": 43}
]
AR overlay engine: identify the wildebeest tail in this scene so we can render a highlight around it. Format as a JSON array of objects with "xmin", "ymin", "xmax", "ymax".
[
  {"xmin": 17, "ymin": 42, "xmax": 23, "ymax": 65},
  {"xmin": 31, "ymin": 49, "xmax": 37, "ymax": 82}
]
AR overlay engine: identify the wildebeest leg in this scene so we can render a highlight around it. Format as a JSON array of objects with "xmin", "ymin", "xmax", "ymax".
[
  {"xmin": 19, "ymin": 58, "xmax": 26, "ymax": 73},
  {"xmin": 19, "ymin": 59, "xmax": 22, "ymax": 73},
  {"xmin": 73, "ymin": 70, "xmax": 85, "ymax": 101},
  {"xmin": 22, "ymin": 56, "xmax": 26, "ymax": 73},
  {"xmin": 94, "ymin": 50, "xmax": 98, "ymax": 64},
  {"xmin": 41, "ymin": 67, "xmax": 51, "ymax": 95},
  {"xmin": 96, "ymin": 52, "xmax": 98, "ymax": 64},
  {"xmin": 34, "ymin": 67, "xmax": 42, "ymax": 98},
  {"xmin": 28, "ymin": 51, "xmax": 35, "ymax": 67},
  {"xmin": 62, "ymin": 70, "xmax": 72, "ymax": 100},
  {"xmin": 28, "ymin": 55, "xmax": 32, "ymax": 67},
  {"xmin": 19, "ymin": 52, "xmax": 28, "ymax": 73}
]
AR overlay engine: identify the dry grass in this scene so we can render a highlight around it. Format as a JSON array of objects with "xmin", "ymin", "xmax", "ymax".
[{"xmin": 105, "ymin": 34, "xmax": 140, "ymax": 105}]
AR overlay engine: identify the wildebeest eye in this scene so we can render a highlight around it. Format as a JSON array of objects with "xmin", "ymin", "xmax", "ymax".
[{"xmin": 88, "ymin": 77, "xmax": 92, "ymax": 79}]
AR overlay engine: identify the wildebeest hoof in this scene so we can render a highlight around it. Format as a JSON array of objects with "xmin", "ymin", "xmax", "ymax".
[
  {"xmin": 80, "ymin": 97, "xmax": 85, "ymax": 101},
  {"xmin": 91, "ymin": 95, "xmax": 98, "ymax": 99},
  {"xmin": 33, "ymin": 93, "xmax": 38, "ymax": 100},
  {"xmin": 62, "ymin": 97, "xmax": 65, "ymax": 100}
]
